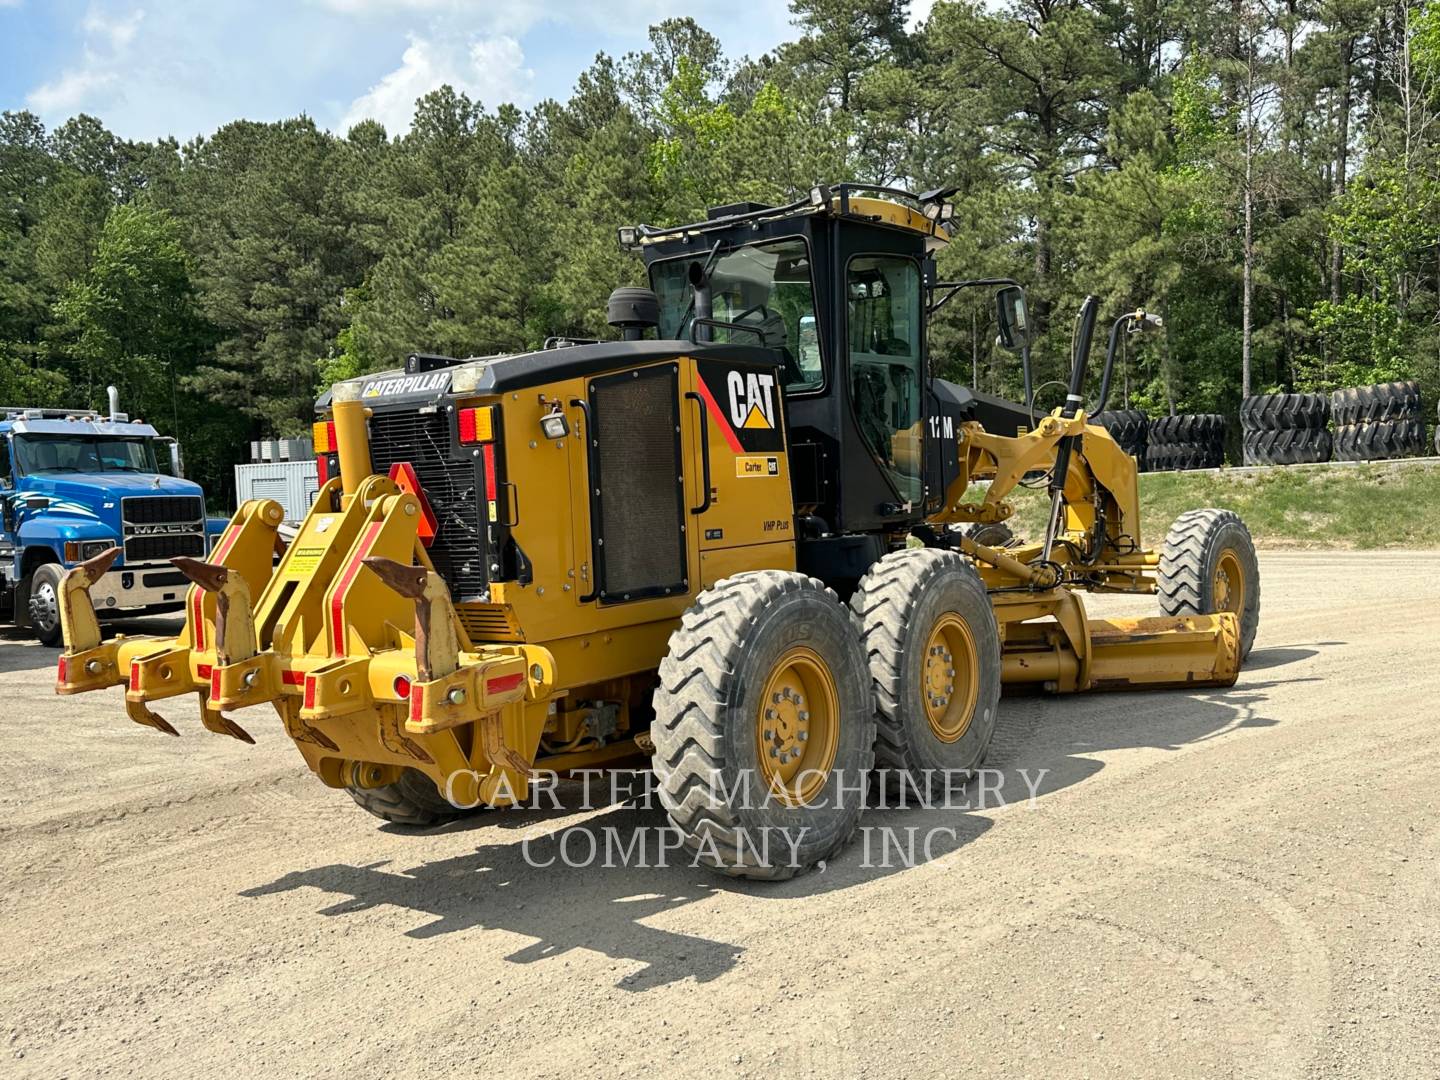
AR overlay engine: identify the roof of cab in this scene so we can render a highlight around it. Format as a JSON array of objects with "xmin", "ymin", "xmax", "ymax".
[
  {"xmin": 628, "ymin": 184, "xmax": 952, "ymax": 252},
  {"xmin": 0, "ymin": 416, "xmax": 160, "ymax": 438}
]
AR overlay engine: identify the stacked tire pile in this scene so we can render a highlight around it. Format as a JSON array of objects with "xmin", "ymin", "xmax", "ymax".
[
  {"xmin": 1091, "ymin": 409, "xmax": 1148, "ymax": 469},
  {"xmin": 1330, "ymin": 381, "xmax": 1428, "ymax": 461},
  {"xmin": 1145, "ymin": 414, "xmax": 1226, "ymax": 471},
  {"xmin": 1239, "ymin": 393, "xmax": 1331, "ymax": 465}
]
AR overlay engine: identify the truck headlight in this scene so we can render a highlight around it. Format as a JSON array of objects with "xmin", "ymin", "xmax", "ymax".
[{"xmin": 65, "ymin": 540, "xmax": 117, "ymax": 562}]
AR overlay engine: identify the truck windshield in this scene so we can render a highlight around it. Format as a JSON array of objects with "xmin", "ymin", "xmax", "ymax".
[
  {"xmin": 651, "ymin": 238, "xmax": 823, "ymax": 392},
  {"xmin": 14, "ymin": 435, "xmax": 158, "ymax": 475}
]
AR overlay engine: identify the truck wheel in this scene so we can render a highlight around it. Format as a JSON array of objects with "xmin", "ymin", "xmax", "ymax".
[
  {"xmin": 346, "ymin": 767, "xmax": 485, "ymax": 828},
  {"xmin": 851, "ymin": 549, "xmax": 1001, "ymax": 794},
  {"xmin": 26, "ymin": 563, "xmax": 64, "ymax": 647},
  {"xmin": 651, "ymin": 571, "xmax": 873, "ymax": 879},
  {"xmin": 1158, "ymin": 509, "xmax": 1260, "ymax": 660}
]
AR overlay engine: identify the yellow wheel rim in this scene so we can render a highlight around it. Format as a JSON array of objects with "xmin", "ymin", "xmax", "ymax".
[
  {"xmin": 1213, "ymin": 550, "xmax": 1245, "ymax": 615},
  {"xmin": 756, "ymin": 646, "xmax": 840, "ymax": 806},
  {"xmin": 922, "ymin": 613, "xmax": 980, "ymax": 743}
]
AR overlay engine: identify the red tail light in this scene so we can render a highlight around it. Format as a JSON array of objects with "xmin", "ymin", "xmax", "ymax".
[{"xmin": 458, "ymin": 406, "xmax": 496, "ymax": 444}]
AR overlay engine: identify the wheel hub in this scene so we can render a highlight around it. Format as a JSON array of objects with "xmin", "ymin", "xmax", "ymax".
[
  {"xmin": 922, "ymin": 613, "xmax": 980, "ymax": 743},
  {"xmin": 756, "ymin": 646, "xmax": 839, "ymax": 806},
  {"xmin": 1213, "ymin": 550, "xmax": 1244, "ymax": 614},
  {"xmin": 29, "ymin": 581, "xmax": 59, "ymax": 635}
]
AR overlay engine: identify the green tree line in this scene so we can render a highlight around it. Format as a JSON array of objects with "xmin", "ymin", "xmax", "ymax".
[{"xmin": 4, "ymin": 1, "xmax": 1439, "ymax": 498}]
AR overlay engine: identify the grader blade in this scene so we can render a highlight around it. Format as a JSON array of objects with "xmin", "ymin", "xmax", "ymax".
[{"xmin": 1000, "ymin": 611, "xmax": 1241, "ymax": 691}]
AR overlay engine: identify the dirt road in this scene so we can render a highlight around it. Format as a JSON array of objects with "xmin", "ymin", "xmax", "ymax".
[{"xmin": 2, "ymin": 551, "xmax": 1436, "ymax": 1078}]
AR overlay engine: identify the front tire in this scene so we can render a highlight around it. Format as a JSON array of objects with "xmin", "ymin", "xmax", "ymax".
[
  {"xmin": 26, "ymin": 563, "xmax": 64, "ymax": 646},
  {"xmin": 851, "ymin": 549, "xmax": 1002, "ymax": 793},
  {"xmin": 651, "ymin": 571, "xmax": 873, "ymax": 879},
  {"xmin": 1158, "ymin": 509, "xmax": 1261, "ymax": 659}
]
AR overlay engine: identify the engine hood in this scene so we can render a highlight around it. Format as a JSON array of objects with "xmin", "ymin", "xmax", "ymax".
[{"xmin": 19, "ymin": 472, "xmax": 202, "ymax": 505}]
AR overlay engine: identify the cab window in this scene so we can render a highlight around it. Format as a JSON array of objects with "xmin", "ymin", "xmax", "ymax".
[
  {"xmin": 652, "ymin": 239, "xmax": 823, "ymax": 392},
  {"xmin": 847, "ymin": 255, "xmax": 923, "ymax": 504}
]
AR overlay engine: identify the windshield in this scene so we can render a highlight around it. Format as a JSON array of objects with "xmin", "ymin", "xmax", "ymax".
[
  {"xmin": 14, "ymin": 434, "xmax": 159, "ymax": 475},
  {"xmin": 651, "ymin": 238, "xmax": 823, "ymax": 392}
]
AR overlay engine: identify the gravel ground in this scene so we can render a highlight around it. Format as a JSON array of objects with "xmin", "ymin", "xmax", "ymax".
[{"xmin": 2, "ymin": 550, "xmax": 1437, "ymax": 1078}]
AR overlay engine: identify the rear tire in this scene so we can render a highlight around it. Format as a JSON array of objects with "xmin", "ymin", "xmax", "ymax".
[
  {"xmin": 850, "ymin": 549, "xmax": 1002, "ymax": 794},
  {"xmin": 1333, "ymin": 418, "xmax": 1427, "ymax": 461},
  {"xmin": 1239, "ymin": 392, "xmax": 1329, "ymax": 431},
  {"xmin": 1158, "ymin": 509, "xmax": 1261, "ymax": 660},
  {"xmin": 1091, "ymin": 409, "xmax": 1148, "ymax": 462},
  {"xmin": 1242, "ymin": 428, "xmax": 1332, "ymax": 466},
  {"xmin": 1330, "ymin": 381, "xmax": 1421, "ymax": 426},
  {"xmin": 347, "ymin": 768, "xmax": 484, "ymax": 827},
  {"xmin": 651, "ymin": 571, "xmax": 873, "ymax": 879}
]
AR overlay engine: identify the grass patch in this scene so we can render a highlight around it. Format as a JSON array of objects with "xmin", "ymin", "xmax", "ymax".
[{"xmin": 991, "ymin": 458, "xmax": 1440, "ymax": 550}]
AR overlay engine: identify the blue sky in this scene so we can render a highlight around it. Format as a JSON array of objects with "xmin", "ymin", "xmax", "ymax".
[{"xmin": 0, "ymin": 0, "xmax": 929, "ymax": 142}]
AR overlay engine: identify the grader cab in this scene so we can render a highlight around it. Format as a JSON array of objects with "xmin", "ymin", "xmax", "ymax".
[{"xmin": 55, "ymin": 183, "xmax": 1258, "ymax": 878}]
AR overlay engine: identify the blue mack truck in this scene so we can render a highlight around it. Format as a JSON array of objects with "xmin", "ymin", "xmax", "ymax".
[{"xmin": 0, "ymin": 388, "xmax": 225, "ymax": 645}]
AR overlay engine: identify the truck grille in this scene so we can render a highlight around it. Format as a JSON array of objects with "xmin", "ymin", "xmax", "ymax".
[
  {"xmin": 121, "ymin": 496, "xmax": 205, "ymax": 563},
  {"xmin": 367, "ymin": 409, "xmax": 487, "ymax": 599},
  {"xmin": 126, "ymin": 534, "xmax": 206, "ymax": 561},
  {"xmin": 123, "ymin": 496, "xmax": 203, "ymax": 525}
]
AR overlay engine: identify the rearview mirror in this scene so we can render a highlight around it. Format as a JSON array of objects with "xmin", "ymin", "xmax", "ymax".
[
  {"xmin": 155, "ymin": 436, "xmax": 184, "ymax": 478},
  {"xmin": 995, "ymin": 286, "xmax": 1031, "ymax": 352}
]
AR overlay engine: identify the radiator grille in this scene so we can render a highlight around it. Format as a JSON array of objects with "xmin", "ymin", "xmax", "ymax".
[
  {"xmin": 126, "ymin": 534, "xmax": 205, "ymax": 561},
  {"xmin": 122, "ymin": 496, "xmax": 203, "ymax": 525},
  {"xmin": 121, "ymin": 495, "xmax": 205, "ymax": 562},
  {"xmin": 366, "ymin": 408, "xmax": 487, "ymax": 599},
  {"xmin": 589, "ymin": 366, "xmax": 686, "ymax": 601}
]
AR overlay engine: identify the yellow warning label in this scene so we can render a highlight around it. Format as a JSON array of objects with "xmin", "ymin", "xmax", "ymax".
[
  {"xmin": 735, "ymin": 455, "xmax": 779, "ymax": 478},
  {"xmin": 287, "ymin": 546, "xmax": 326, "ymax": 575}
]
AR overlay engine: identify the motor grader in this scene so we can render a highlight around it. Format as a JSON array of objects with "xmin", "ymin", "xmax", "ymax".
[{"xmin": 54, "ymin": 183, "xmax": 1259, "ymax": 879}]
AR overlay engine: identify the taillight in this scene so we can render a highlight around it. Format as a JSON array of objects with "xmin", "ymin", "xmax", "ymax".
[
  {"xmin": 393, "ymin": 675, "xmax": 412, "ymax": 700},
  {"xmin": 458, "ymin": 406, "xmax": 496, "ymax": 444},
  {"xmin": 481, "ymin": 443, "xmax": 498, "ymax": 523},
  {"xmin": 312, "ymin": 420, "xmax": 337, "ymax": 454}
]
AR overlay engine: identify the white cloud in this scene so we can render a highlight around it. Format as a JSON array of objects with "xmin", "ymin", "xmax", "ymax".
[
  {"xmin": 82, "ymin": 5, "xmax": 144, "ymax": 47},
  {"xmin": 338, "ymin": 33, "xmax": 533, "ymax": 134},
  {"xmin": 26, "ymin": 4, "xmax": 144, "ymax": 115},
  {"xmin": 906, "ymin": 0, "xmax": 935, "ymax": 31},
  {"xmin": 27, "ymin": 67, "xmax": 117, "ymax": 112}
]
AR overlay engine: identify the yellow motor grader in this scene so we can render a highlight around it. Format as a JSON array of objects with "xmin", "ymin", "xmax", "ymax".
[{"xmin": 55, "ymin": 184, "xmax": 1258, "ymax": 878}]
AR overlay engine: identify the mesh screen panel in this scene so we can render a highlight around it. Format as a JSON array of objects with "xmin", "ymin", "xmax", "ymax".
[
  {"xmin": 367, "ymin": 409, "xmax": 487, "ymax": 598},
  {"xmin": 591, "ymin": 366, "xmax": 685, "ymax": 599}
]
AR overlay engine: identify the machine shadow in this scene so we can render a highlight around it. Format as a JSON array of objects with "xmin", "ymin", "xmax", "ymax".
[{"xmin": 240, "ymin": 658, "xmax": 1322, "ymax": 991}]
